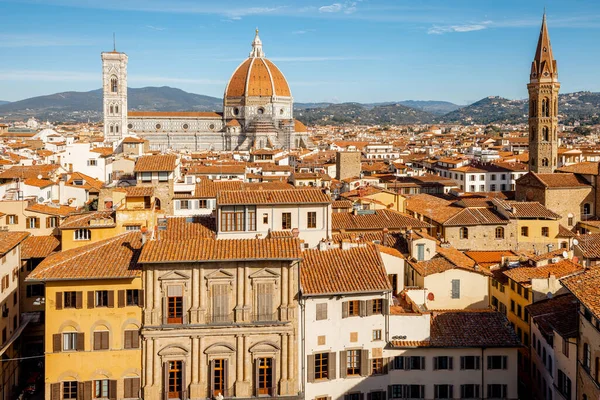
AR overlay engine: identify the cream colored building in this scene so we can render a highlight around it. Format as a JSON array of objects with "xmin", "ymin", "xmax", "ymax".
[{"xmin": 137, "ymin": 236, "xmax": 302, "ymax": 400}]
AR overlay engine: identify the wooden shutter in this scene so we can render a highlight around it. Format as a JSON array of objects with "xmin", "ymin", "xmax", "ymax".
[
  {"xmin": 78, "ymin": 382, "xmax": 85, "ymax": 400},
  {"xmin": 420, "ymin": 356, "xmax": 425, "ymax": 370},
  {"xmin": 139, "ymin": 290, "xmax": 145, "ymax": 307},
  {"xmin": 124, "ymin": 331, "xmax": 132, "ymax": 349},
  {"xmin": 383, "ymin": 357, "xmax": 389, "ymax": 374},
  {"xmin": 213, "ymin": 284, "xmax": 228, "ymax": 320},
  {"xmin": 50, "ymin": 383, "xmax": 61, "ymax": 400},
  {"xmin": 328, "ymin": 352, "xmax": 337, "ymax": 380},
  {"xmin": 181, "ymin": 360, "xmax": 187, "ymax": 399},
  {"xmin": 55, "ymin": 292, "xmax": 62, "ymax": 310},
  {"xmin": 383, "ymin": 297, "xmax": 389, "ymax": 315},
  {"xmin": 46, "ymin": 217, "xmax": 50, "ymax": 228},
  {"xmin": 162, "ymin": 296, "xmax": 167, "ymax": 325},
  {"xmin": 94, "ymin": 332, "xmax": 101, "ymax": 350},
  {"xmin": 132, "ymin": 377, "xmax": 141, "ymax": 399},
  {"xmin": 108, "ymin": 380, "xmax": 117, "ymax": 400},
  {"xmin": 271, "ymin": 357, "xmax": 277, "ymax": 396},
  {"xmin": 359, "ymin": 301, "xmax": 367, "ymax": 317},
  {"xmin": 107, "ymin": 290, "xmax": 114, "ymax": 308},
  {"xmin": 342, "ymin": 301, "xmax": 349, "ymax": 318},
  {"xmin": 209, "ymin": 359, "xmax": 215, "ymax": 395},
  {"xmin": 257, "ymin": 283, "xmax": 273, "ymax": 319},
  {"xmin": 449, "ymin": 356, "xmax": 454, "ymax": 370},
  {"xmin": 88, "ymin": 291, "xmax": 95, "ymax": 308},
  {"xmin": 367, "ymin": 393, "xmax": 372, "ymax": 400},
  {"xmin": 366, "ymin": 300, "xmax": 373, "ymax": 316},
  {"xmin": 223, "ymin": 359, "xmax": 229, "ymax": 395},
  {"xmin": 339, "ymin": 350, "xmax": 347, "ymax": 378},
  {"xmin": 77, "ymin": 332, "xmax": 85, "ymax": 351},
  {"xmin": 502, "ymin": 355, "xmax": 508, "ymax": 369},
  {"xmin": 75, "ymin": 292, "xmax": 82, "ymax": 309},
  {"xmin": 433, "ymin": 356, "xmax": 438, "ymax": 370},
  {"xmin": 35, "ymin": 218, "xmax": 40, "ymax": 229},
  {"xmin": 124, "ymin": 378, "xmax": 132, "ymax": 398},
  {"xmin": 388, "ymin": 386, "xmax": 392, "ymax": 400},
  {"xmin": 118, "ymin": 290, "xmax": 125, "ymax": 308},
  {"xmin": 163, "ymin": 362, "xmax": 169, "ymax": 400},
  {"xmin": 4, "ymin": 215, "xmax": 8, "ymax": 224},
  {"xmin": 360, "ymin": 349, "xmax": 369, "ymax": 376},
  {"xmin": 84, "ymin": 381, "xmax": 93, "ymax": 400},
  {"xmin": 52, "ymin": 333, "xmax": 61, "ymax": 352},
  {"xmin": 14, "ymin": 215, "xmax": 18, "ymax": 224},
  {"xmin": 102, "ymin": 331, "xmax": 109, "ymax": 350},
  {"xmin": 307, "ymin": 354, "xmax": 315, "ymax": 383},
  {"xmin": 460, "ymin": 356, "xmax": 465, "ymax": 370},
  {"xmin": 254, "ymin": 359, "xmax": 260, "ymax": 397}
]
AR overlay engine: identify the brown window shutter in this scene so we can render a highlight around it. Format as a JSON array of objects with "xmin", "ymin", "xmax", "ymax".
[
  {"xmin": 366, "ymin": 300, "xmax": 373, "ymax": 316},
  {"xmin": 162, "ymin": 296, "xmax": 167, "ymax": 325},
  {"xmin": 254, "ymin": 359, "xmax": 260, "ymax": 397},
  {"xmin": 360, "ymin": 349, "xmax": 369, "ymax": 376},
  {"xmin": 93, "ymin": 332, "xmax": 101, "ymax": 350},
  {"xmin": 50, "ymin": 383, "xmax": 60, "ymax": 400},
  {"xmin": 118, "ymin": 290, "xmax": 125, "ymax": 308},
  {"xmin": 108, "ymin": 380, "xmax": 117, "ymax": 400},
  {"xmin": 209, "ymin": 359, "xmax": 215, "ymax": 396},
  {"xmin": 359, "ymin": 301, "xmax": 367, "ymax": 317},
  {"xmin": 102, "ymin": 331, "xmax": 109, "ymax": 350},
  {"xmin": 383, "ymin": 357, "xmax": 389, "ymax": 374},
  {"xmin": 52, "ymin": 333, "xmax": 61, "ymax": 352},
  {"xmin": 46, "ymin": 217, "xmax": 50, "ymax": 229},
  {"xmin": 223, "ymin": 359, "xmax": 229, "ymax": 394},
  {"xmin": 124, "ymin": 331, "xmax": 132, "ymax": 349},
  {"xmin": 328, "ymin": 352, "xmax": 337, "ymax": 380},
  {"xmin": 84, "ymin": 381, "xmax": 92, "ymax": 400},
  {"xmin": 139, "ymin": 290, "xmax": 145, "ymax": 307},
  {"xmin": 14, "ymin": 215, "xmax": 18, "ymax": 224},
  {"xmin": 87, "ymin": 291, "xmax": 95, "ymax": 308},
  {"xmin": 78, "ymin": 382, "xmax": 85, "ymax": 400},
  {"xmin": 124, "ymin": 378, "xmax": 132, "ymax": 398},
  {"xmin": 342, "ymin": 301, "xmax": 349, "ymax": 319},
  {"xmin": 132, "ymin": 377, "xmax": 140, "ymax": 398},
  {"xmin": 383, "ymin": 298, "xmax": 389, "ymax": 315},
  {"xmin": 180, "ymin": 360, "xmax": 186, "ymax": 399},
  {"xmin": 307, "ymin": 354, "xmax": 315, "ymax": 383},
  {"xmin": 339, "ymin": 350, "xmax": 347, "ymax": 378},
  {"xmin": 132, "ymin": 330, "xmax": 140, "ymax": 349},
  {"xmin": 55, "ymin": 292, "xmax": 62, "ymax": 310},
  {"xmin": 77, "ymin": 332, "xmax": 85, "ymax": 351},
  {"xmin": 107, "ymin": 290, "xmax": 114, "ymax": 308},
  {"xmin": 163, "ymin": 362, "xmax": 169, "ymax": 400},
  {"xmin": 4, "ymin": 215, "xmax": 7, "ymax": 224},
  {"xmin": 270, "ymin": 357, "xmax": 277, "ymax": 395},
  {"xmin": 76, "ymin": 292, "xmax": 83, "ymax": 309},
  {"xmin": 35, "ymin": 218, "xmax": 40, "ymax": 229}
]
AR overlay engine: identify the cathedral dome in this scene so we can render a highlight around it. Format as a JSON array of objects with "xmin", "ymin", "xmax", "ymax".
[{"xmin": 224, "ymin": 30, "xmax": 291, "ymax": 99}]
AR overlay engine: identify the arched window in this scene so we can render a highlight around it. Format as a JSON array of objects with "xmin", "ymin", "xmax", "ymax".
[
  {"xmin": 542, "ymin": 98, "xmax": 550, "ymax": 117},
  {"xmin": 459, "ymin": 227, "xmax": 469, "ymax": 239},
  {"xmin": 530, "ymin": 126, "xmax": 536, "ymax": 141},
  {"xmin": 115, "ymin": 105, "xmax": 119, "ymax": 114},
  {"xmin": 155, "ymin": 198, "xmax": 161, "ymax": 211},
  {"xmin": 543, "ymin": 126, "xmax": 549, "ymax": 142},
  {"xmin": 110, "ymin": 77, "xmax": 118, "ymax": 93},
  {"xmin": 584, "ymin": 203, "xmax": 591, "ymax": 215},
  {"xmin": 109, "ymin": 125, "xmax": 114, "ymax": 133},
  {"xmin": 584, "ymin": 343, "xmax": 591, "ymax": 370},
  {"xmin": 93, "ymin": 325, "xmax": 110, "ymax": 350},
  {"xmin": 542, "ymin": 158, "xmax": 549, "ymax": 167},
  {"xmin": 115, "ymin": 125, "xmax": 119, "ymax": 134},
  {"xmin": 74, "ymin": 228, "xmax": 91, "ymax": 241},
  {"xmin": 530, "ymin": 100, "xmax": 537, "ymax": 117},
  {"xmin": 495, "ymin": 227, "xmax": 505, "ymax": 239},
  {"xmin": 109, "ymin": 105, "xmax": 114, "ymax": 114}
]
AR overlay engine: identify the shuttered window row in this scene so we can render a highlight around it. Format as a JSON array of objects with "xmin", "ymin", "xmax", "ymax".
[
  {"xmin": 341, "ymin": 299, "xmax": 388, "ymax": 318},
  {"xmin": 56, "ymin": 290, "xmax": 134, "ymax": 309},
  {"xmin": 50, "ymin": 379, "xmax": 139, "ymax": 400},
  {"xmin": 52, "ymin": 329, "xmax": 140, "ymax": 352}
]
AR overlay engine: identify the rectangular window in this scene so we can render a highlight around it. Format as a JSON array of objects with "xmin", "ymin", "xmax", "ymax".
[
  {"xmin": 316, "ymin": 303, "xmax": 327, "ymax": 321},
  {"xmin": 406, "ymin": 356, "xmax": 425, "ymax": 370},
  {"xmin": 315, "ymin": 352, "xmax": 329, "ymax": 380},
  {"xmin": 369, "ymin": 392, "xmax": 385, "ymax": 400},
  {"xmin": 557, "ymin": 370, "xmax": 571, "ymax": 398},
  {"xmin": 125, "ymin": 225, "xmax": 141, "ymax": 231},
  {"xmin": 460, "ymin": 384, "xmax": 480, "ymax": 399},
  {"xmin": 93, "ymin": 331, "xmax": 109, "ymax": 350},
  {"xmin": 246, "ymin": 206, "xmax": 256, "ymax": 231},
  {"xmin": 510, "ymin": 300, "xmax": 515, "ymax": 313},
  {"xmin": 517, "ymin": 304, "xmax": 522, "ymax": 318},
  {"xmin": 393, "ymin": 356, "xmax": 404, "ymax": 370},
  {"xmin": 158, "ymin": 171, "xmax": 169, "ymax": 182},
  {"xmin": 168, "ymin": 296, "xmax": 183, "ymax": 324},
  {"xmin": 88, "ymin": 159, "xmax": 97, "ymax": 167},
  {"xmin": 373, "ymin": 329, "xmax": 382, "ymax": 341},
  {"xmin": 542, "ymin": 227, "xmax": 549, "ymax": 237},
  {"xmin": 372, "ymin": 299, "xmax": 383, "ymax": 314},
  {"xmin": 95, "ymin": 290, "xmax": 109, "ymax": 307},
  {"xmin": 47, "ymin": 216, "xmax": 58, "ymax": 228},
  {"xmin": 64, "ymin": 291, "xmax": 77, "ymax": 308},
  {"xmin": 434, "ymin": 356, "xmax": 453, "ymax": 370},
  {"xmin": 345, "ymin": 394, "xmax": 361, "ymax": 400},
  {"xmin": 460, "ymin": 356, "xmax": 480, "ymax": 370},
  {"xmin": 521, "ymin": 226, "xmax": 529, "ymax": 237},
  {"xmin": 307, "ymin": 211, "xmax": 317, "ymax": 229},
  {"xmin": 63, "ymin": 332, "xmax": 78, "ymax": 351},
  {"xmin": 487, "ymin": 384, "xmax": 507, "ymax": 399},
  {"xmin": 140, "ymin": 172, "xmax": 151, "ymax": 182},
  {"xmin": 282, "ymin": 212, "xmax": 292, "ymax": 230},
  {"xmin": 451, "ymin": 279, "xmax": 460, "ymax": 299},
  {"xmin": 263, "ymin": 213, "xmax": 269, "ymax": 224},
  {"xmin": 180, "ymin": 200, "xmax": 190, "ymax": 210},
  {"xmin": 416, "ymin": 244, "xmax": 425, "ymax": 261},
  {"xmin": 26, "ymin": 284, "xmax": 44, "ymax": 298},
  {"xmin": 94, "ymin": 379, "xmax": 109, "ymax": 398},
  {"xmin": 347, "ymin": 349, "xmax": 360, "ymax": 376},
  {"xmin": 371, "ymin": 358, "xmax": 384, "ymax": 375},
  {"xmin": 26, "ymin": 217, "xmax": 39, "ymax": 229},
  {"xmin": 348, "ymin": 300, "xmax": 360, "ymax": 317},
  {"xmin": 126, "ymin": 289, "xmax": 141, "ymax": 306},
  {"xmin": 389, "ymin": 385, "xmax": 403, "ymax": 399},
  {"xmin": 487, "ymin": 355, "xmax": 508, "ymax": 370},
  {"xmin": 434, "ymin": 384, "xmax": 453, "ymax": 399},
  {"xmin": 221, "ymin": 206, "xmax": 246, "ymax": 232},
  {"xmin": 405, "ymin": 385, "xmax": 425, "ymax": 399},
  {"xmin": 124, "ymin": 330, "xmax": 140, "ymax": 349},
  {"xmin": 63, "ymin": 381, "xmax": 78, "ymax": 399},
  {"xmin": 6, "ymin": 215, "xmax": 17, "ymax": 225},
  {"xmin": 168, "ymin": 360, "xmax": 183, "ymax": 399}
]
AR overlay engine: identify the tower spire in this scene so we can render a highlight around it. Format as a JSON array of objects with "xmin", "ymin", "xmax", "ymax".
[
  {"xmin": 113, "ymin": 32, "xmax": 116, "ymax": 52},
  {"xmin": 531, "ymin": 11, "xmax": 557, "ymax": 82},
  {"xmin": 249, "ymin": 28, "xmax": 264, "ymax": 58}
]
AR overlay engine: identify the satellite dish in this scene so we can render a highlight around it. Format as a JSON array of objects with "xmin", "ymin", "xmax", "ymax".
[
  {"xmin": 573, "ymin": 239, "xmax": 579, "ymax": 246},
  {"xmin": 37, "ymin": 174, "xmax": 43, "ymax": 180},
  {"xmin": 562, "ymin": 251, "xmax": 569, "ymax": 259},
  {"xmin": 196, "ymin": 177, "xmax": 201, "ymax": 183},
  {"xmin": 37, "ymin": 197, "xmax": 44, "ymax": 203}
]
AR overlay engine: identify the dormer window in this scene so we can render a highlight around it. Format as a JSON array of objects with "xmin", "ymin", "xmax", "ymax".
[{"xmin": 73, "ymin": 180, "xmax": 84, "ymax": 186}]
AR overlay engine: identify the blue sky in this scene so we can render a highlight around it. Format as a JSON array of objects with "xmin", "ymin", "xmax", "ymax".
[{"xmin": 1, "ymin": 0, "xmax": 600, "ymax": 105}]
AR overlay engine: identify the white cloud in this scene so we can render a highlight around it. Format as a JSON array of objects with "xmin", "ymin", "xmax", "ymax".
[
  {"xmin": 0, "ymin": 70, "xmax": 97, "ymax": 81},
  {"xmin": 428, "ymin": 21, "xmax": 492, "ymax": 34},
  {"xmin": 269, "ymin": 55, "xmax": 380, "ymax": 62},
  {"xmin": 131, "ymin": 76, "xmax": 225, "ymax": 85},
  {"xmin": 145, "ymin": 25, "xmax": 166, "ymax": 31},
  {"xmin": 292, "ymin": 29, "xmax": 316, "ymax": 35},
  {"xmin": 0, "ymin": 34, "xmax": 96, "ymax": 47},
  {"xmin": 319, "ymin": 3, "xmax": 343, "ymax": 13}
]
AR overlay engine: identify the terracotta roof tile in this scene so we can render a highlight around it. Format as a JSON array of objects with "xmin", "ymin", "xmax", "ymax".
[
  {"xmin": 27, "ymin": 232, "xmax": 141, "ymax": 281},
  {"xmin": 218, "ymin": 189, "xmax": 331, "ymax": 205},
  {"xmin": 526, "ymin": 293, "xmax": 578, "ymax": 338},
  {"xmin": 332, "ymin": 209, "xmax": 429, "ymax": 231},
  {"xmin": 562, "ymin": 267, "xmax": 600, "ymax": 320},
  {"xmin": 60, "ymin": 211, "xmax": 115, "ymax": 229},
  {"xmin": 25, "ymin": 203, "xmax": 77, "ymax": 217},
  {"xmin": 20, "ymin": 235, "xmax": 60, "ymax": 259},
  {"xmin": 556, "ymin": 162, "xmax": 600, "ymax": 176},
  {"xmin": 0, "ymin": 231, "xmax": 29, "ymax": 255},
  {"xmin": 23, "ymin": 178, "xmax": 54, "ymax": 188},
  {"xmin": 157, "ymin": 216, "xmax": 216, "ymax": 241},
  {"xmin": 134, "ymin": 154, "xmax": 177, "ymax": 172},
  {"xmin": 503, "ymin": 259, "xmax": 583, "ymax": 286},
  {"xmin": 187, "ymin": 165, "xmax": 246, "ymax": 175},
  {"xmin": 533, "ymin": 172, "xmax": 590, "ymax": 188},
  {"xmin": 124, "ymin": 186, "xmax": 154, "ymax": 197},
  {"xmin": 139, "ymin": 237, "xmax": 301, "ymax": 263},
  {"xmin": 90, "ymin": 147, "xmax": 114, "ymax": 157},
  {"xmin": 301, "ymin": 245, "xmax": 392, "ymax": 295},
  {"xmin": 575, "ymin": 233, "xmax": 600, "ymax": 259}
]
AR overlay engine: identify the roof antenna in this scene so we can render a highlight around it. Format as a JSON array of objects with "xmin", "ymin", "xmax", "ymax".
[{"xmin": 113, "ymin": 32, "xmax": 116, "ymax": 52}]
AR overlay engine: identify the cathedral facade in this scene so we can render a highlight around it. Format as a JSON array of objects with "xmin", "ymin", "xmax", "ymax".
[{"xmin": 101, "ymin": 31, "xmax": 309, "ymax": 151}]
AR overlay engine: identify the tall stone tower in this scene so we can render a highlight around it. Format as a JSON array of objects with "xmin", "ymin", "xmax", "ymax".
[
  {"xmin": 528, "ymin": 13, "xmax": 560, "ymax": 173},
  {"xmin": 101, "ymin": 49, "xmax": 128, "ymax": 142}
]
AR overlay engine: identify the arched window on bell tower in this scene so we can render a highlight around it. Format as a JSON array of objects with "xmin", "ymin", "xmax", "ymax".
[
  {"xmin": 542, "ymin": 98, "xmax": 550, "ymax": 117},
  {"xmin": 530, "ymin": 126, "xmax": 536, "ymax": 140},
  {"xmin": 115, "ymin": 105, "xmax": 119, "ymax": 114},
  {"xmin": 543, "ymin": 127, "xmax": 549, "ymax": 142},
  {"xmin": 110, "ymin": 105, "xmax": 114, "ymax": 114},
  {"xmin": 111, "ymin": 76, "xmax": 118, "ymax": 93},
  {"xmin": 531, "ymin": 100, "xmax": 537, "ymax": 117},
  {"xmin": 542, "ymin": 158, "xmax": 549, "ymax": 167}
]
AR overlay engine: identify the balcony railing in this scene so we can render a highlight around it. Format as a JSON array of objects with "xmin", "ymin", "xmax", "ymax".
[
  {"xmin": 205, "ymin": 313, "xmax": 234, "ymax": 324},
  {"xmin": 251, "ymin": 312, "xmax": 279, "ymax": 323}
]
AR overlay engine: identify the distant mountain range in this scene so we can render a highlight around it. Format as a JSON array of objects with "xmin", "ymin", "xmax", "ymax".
[
  {"xmin": 0, "ymin": 86, "xmax": 599, "ymax": 126},
  {"xmin": 0, "ymin": 101, "xmax": 10, "ymax": 106}
]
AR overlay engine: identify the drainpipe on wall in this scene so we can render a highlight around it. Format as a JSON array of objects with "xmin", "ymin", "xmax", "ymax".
[{"xmin": 481, "ymin": 347, "xmax": 485, "ymax": 399}]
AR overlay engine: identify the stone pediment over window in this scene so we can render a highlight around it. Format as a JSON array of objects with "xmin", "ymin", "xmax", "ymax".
[
  {"xmin": 204, "ymin": 342, "xmax": 235, "ymax": 355},
  {"xmin": 158, "ymin": 270, "xmax": 190, "ymax": 281},
  {"xmin": 249, "ymin": 341, "xmax": 280, "ymax": 354},
  {"xmin": 158, "ymin": 344, "xmax": 189, "ymax": 357},
  {"xmin": 249, "ymin": 268, "xmax": 280, "ymax": 287},
  {"xmin": 205, "ymin": 269, "xmax": 234, "ymax": 282}
]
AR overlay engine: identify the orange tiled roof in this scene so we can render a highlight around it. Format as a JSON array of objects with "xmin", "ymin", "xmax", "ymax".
[
  {"xmin": 23, "ymin": 178, "xmax": 54, "ymax": 188},
  {"xmin": 561, "ymin": 267, "xmax": 600, "ymax": 320},
  {"xmin": 25, "ymin": 203, "xmax": 77, "ymax": 217},
  {"xmin": 60, "ymin": 211, "xmax": 115, "ymax": 229},
  {"xmin": 503, "ymin": 259, "xmax": 583, "ymax": 286},
  {"xmin": 526, "ymin": 293, "xmax": 578, "ymax": 338},
  {"xmin": 557, "ymin": 162, "xmax": 600, "ymax": 176},
  {"xmin": 187, "ymin": 165, "xmax": 246, "ymax": 175},
  {"xmin": 574, "ymin": 233, "xmax": 600, "ymax": 259},
  {"xmin": 0, "ymin": 164, "xmax": 59, "ymax": 180},
  {"xmin": 465, "ymin": 250, "xmax": 518, "ymax": 267},
  {"xmin": 0, "ymin": 231, "xmax": 29, "ymax": 256},
  {"xmin": 332, "ymin": 200, "xmax": 353, "ymax": 209},
  {"xmin": 139, "ymin": 237, "xmax": 301, "ymax": 263},
  {"xmin": 122, "ymin": 136, "xmax": 146, "ymax": 144},
  {"xmin": 27, "ymin": 232, "xmax": 141, "ymax": 281},
  {"xmin": 225, "ymin": 58, "xmax": 291, "ymax": 98},
  {"xmin": 134, "ymin": 154, "xmax": 177, "ymax": 172},
  {"xmin": 332, "ymin": 209, "xmax": 429, "ymax": 231},
  {"xmin": 301, "ymin": 245, "xmax": 392, "ymax": 295},
  {"xmin": 294, "ymin": 119, "xmax": 307, "ymax": 132},
  {"xmin": 90, "ymin": 147, "xmax": 114, "ymax": 157},
  {"xmin": 124, "ymin": 186, "xmax": 154, "ymax": 197},
  {"xmin": 533, "ymin": 172, "xmax": 590, "ymax": 188},
  {"xmin": 20, "ymin": 235, "xmax": 60, "ymax": 259},
  {"xmin": 218, "ymin": 189, "xmax": 331, "ymax": 205},
  {"xmin": 157, "ymin": 216, "xmax": 216, "ymax": 241}
]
